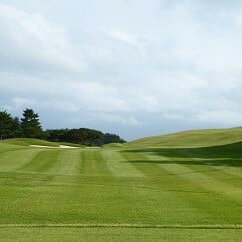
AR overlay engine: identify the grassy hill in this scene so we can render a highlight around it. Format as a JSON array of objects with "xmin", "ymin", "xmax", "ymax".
[
  {"xmin": 127, "ymin": 126, "xmax": 242, "ymax": 148},
  {"xmin": 0, "ymin": 129, "xmax": 241, "ymax": 240},
  {"xmin": 0, "ymin": 138, "xmax": 60, "ymax": 147},
  {"xmin": 0, "ymin": 138, "xmax": 85, "ymax": 148}
]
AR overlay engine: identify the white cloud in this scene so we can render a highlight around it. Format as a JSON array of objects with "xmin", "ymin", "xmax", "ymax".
[
  {"xmin": 0, "ymin": 3, "xmax": 87, "ymax": 74},
  {"xmin": 197, "ymin": 111, "xmax": 242, "ymax": 125},
  {"xmin": 1, "ymin": 0, "xmax": 242, "ymax": 139},
  {"xmin": 97, "ymin": 113, "xmax": 142, "ymax": 126},
  {"xmin": 12, "ymin": 97, "xmax": 37, "ymax": 108},
  {"xmin": 103, "ymin": 29, "xmax": 142, "ymax": 47}
]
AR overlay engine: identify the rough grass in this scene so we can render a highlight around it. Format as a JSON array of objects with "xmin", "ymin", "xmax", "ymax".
[{"xmin": 0, "ymin": 131, "xmax": 242, "ymax": 240}]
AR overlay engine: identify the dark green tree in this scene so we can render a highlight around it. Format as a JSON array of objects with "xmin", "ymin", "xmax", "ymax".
[
  {"xmin": 11, "ymin": 117, "xmax": 22, "ymax": 138},
  {"xmin": 44, "ymin": 128, "xmax": 126, "ymax": 146},
  {"xmin": 103, "ymin": 133, "xmax": 126, "ymax": 144},
  {"xmin": 21, "ymin": 109, "xmax": 43, "ymax": 138},
  {"xmin": 0, "ymin": 111, "xmax": 13, "ymax": 140}
]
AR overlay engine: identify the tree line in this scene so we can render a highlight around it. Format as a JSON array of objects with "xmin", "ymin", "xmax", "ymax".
[{"xmin": 0, "ymin": 109, "xmax": 126, "ymax": 146}]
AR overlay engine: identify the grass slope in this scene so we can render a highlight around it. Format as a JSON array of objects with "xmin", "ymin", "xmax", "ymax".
[
  {"xmin": 1, "ymin": 138, "xmax": 59, "ymax": 147},
  {"xmin": 0, "ymin": 132, "xmax": 242, "ymax": 240},
  {"xmin": 128, "ymin": 126, "xmax": 242, "ymax": 148}
]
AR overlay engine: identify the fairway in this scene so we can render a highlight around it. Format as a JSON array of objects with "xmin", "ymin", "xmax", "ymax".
[
  {"xmin": 0, "ymin": 135, "xmax": 242, "ymax": 241},
  {"xmin": 2, "ymin": 0, "xmax": 242, "ymax": 240}
]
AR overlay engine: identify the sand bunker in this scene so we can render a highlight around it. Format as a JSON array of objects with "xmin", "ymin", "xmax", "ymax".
[{"xmin": 30, "ymin": 145, "xmax": 78, "ymax": 149}]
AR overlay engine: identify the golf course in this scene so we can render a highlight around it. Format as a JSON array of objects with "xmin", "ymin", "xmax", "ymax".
[{"xmin": 0, "ymin": 127, "xmax": 242, "ymax": 241}]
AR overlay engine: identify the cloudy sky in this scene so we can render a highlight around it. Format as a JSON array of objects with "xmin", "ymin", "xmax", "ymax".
[{"xmin": 1, "ymin": 0, "xmax": 242, "ymax": 140}]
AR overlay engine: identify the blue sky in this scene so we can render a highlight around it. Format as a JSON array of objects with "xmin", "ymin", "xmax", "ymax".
[{"xmin": 1, "ymin": 0, "xmax": 242, "ymax": 140}]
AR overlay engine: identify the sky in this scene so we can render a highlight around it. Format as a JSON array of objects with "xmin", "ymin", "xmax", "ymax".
[{"xmin": 1, "ymin": 0, "xmax": 242, "ymax": 140}]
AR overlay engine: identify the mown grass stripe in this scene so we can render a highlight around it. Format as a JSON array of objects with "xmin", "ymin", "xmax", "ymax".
[
  {"xmin": 181, "ymin": 163, "xmax": 242, "ymax": 190},
  {"xmin": 80, "ymin": 150, "xmax": 97, "ymax": 175},
  {"xmin": 0, "ymin": 149, "xmax": 41, "ymax": 172},
  {"xmin": 121, "ymin": 151, "xmax": 167, "ymax": 177},
  {"xmin": 93, "ymin": 150, "xmax": 112, "ymax": 176},
  {"xmin": 149, "ymin": 154, "xmax": 242, "ymax": 203},
  {"xmin": 151, "ymin": 147, "xmax": 242, "ymax": 185},
  {"xmin": 122, "ymin": 150, "xmax": 242, "ymax": 224},
  {"xmin": 101, "ymin": 150, "xmax": 144, "ymax": 177},
  {"xmin": 121, "ymin": 151, "xmax": 223, "ymax": 224},
  {"xmin": 47, "ymin": 149, "xmax": 81, "ymax": 176},
  {"xmin": 18, "ymin": 149, "xmax": 62, "ymax": 173}
]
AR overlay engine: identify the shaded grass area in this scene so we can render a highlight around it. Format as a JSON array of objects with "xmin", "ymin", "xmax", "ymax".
[{"xmin": 124, "ymin": 141, "xmax": 242, "ymax": 167}]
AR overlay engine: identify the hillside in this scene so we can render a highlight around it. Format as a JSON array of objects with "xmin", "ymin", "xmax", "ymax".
[
  {"xmin": 0, "ymin": 138, "xmax": 60, "ymax": 147},
  {"xmin": 127, "ymin": 126, "xmax": 242, "ymax": 148}
]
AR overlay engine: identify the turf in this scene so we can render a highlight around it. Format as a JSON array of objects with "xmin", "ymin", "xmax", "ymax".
[
  {"xmin": 1, "ymin": 138, "xmax": 59, "ymax": 147},
  {"xmin": 128, "ymin": 126, "xmax": 242, "ymax": 148},
  {"xmin": 0, "ymin": 130, "xmax": 242, "ymax": 241}
]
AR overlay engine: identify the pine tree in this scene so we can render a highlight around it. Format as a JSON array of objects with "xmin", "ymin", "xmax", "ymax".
[
  {"xmin": 21, "ymin": 109, "xmax": 43, "ymax": 138},
  {"xmin": 11, "ymin": 117, "xmax": 22, "ymax": 138},
  {"xmin": 0, "ymin": 111, "xmax": 13, "ymax": 140}
]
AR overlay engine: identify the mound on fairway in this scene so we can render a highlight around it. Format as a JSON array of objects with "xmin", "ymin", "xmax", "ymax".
[
  {"xmin": 127, "ymin": 126, "xmax": 242, "ymax": 148},
  {"xmin": 1, "ymin": 138, "xmax": 60, "ymax": 147}
]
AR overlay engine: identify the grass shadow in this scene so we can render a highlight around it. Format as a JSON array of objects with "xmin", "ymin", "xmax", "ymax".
[{"xmin": 122, "ymin": 141, "xmax": 242, "ymax": 167}]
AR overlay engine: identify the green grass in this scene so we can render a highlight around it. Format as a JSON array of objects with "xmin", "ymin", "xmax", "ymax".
[
  {"xmin": 0, "ymin": 128, "xmax": 242, "ymax": 241},
  {"xmin": 1, "ymin": 227, "xmax": 241, "ymax": 241},
  {"xmin": 1, "ymin": 138, "xmax": 59, "ymax": 147},
  {"xmin": 0, "ymin": 228, "xmax": 242, "ymax": 242},
  {"xmin": 128, "ymin": 126, "xmax": 242, "ymax": 148}
]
